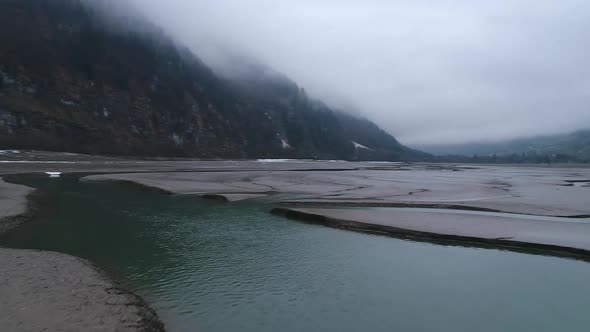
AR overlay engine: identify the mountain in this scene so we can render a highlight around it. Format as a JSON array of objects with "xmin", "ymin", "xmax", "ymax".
[
  {"xmin": 0, "ymin": 0, "xmax": 427, "ymax": 161},
  {"xmin": 415, "ymin": 130, "xmax": 590, "ymax": 163},
  {"xmin": 214, "ymin": 54, "xmax": 430, "ymax": 162}
]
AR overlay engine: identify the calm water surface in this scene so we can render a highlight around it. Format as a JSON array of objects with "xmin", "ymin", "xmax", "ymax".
[{"xmin": 2, "ymin": 175, "xmax": 590, "ymax": 332}]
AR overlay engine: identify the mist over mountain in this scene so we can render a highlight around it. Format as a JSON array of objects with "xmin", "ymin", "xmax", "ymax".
[
  {"xmin": 0, "ymin": 0, "xmax": 426, "ymax": 160},
  {"xmin": 121, "ymin": 0, "xmax": 590, "ymax": 145},
  {"xmin": 415, "ymin": 129, "xmax": 590, "ymax": 163}
]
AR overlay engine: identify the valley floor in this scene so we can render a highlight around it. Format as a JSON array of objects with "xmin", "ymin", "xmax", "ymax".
[{"xmin": 0, "ymin": 151, "xmax": 589, "ymax": 330}]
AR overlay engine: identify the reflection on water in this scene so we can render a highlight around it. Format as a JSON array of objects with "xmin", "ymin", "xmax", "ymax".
[{"xmin": 2, "ymin": 175, "xmax": 590, "ymax": 332}]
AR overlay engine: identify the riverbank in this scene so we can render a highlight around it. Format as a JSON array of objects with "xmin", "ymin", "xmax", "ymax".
[
  {"xmin": 0, "ymin": 179, "xmax": 34, "ymax": 234},
  {"xmin": 0, "ymin": 249, "xmax": 164, "ymax": 331},
  {"xmin": 272, "ymin": 207, "xmax": 590, "ymax": 261},
  {"xmin": 0, "ymin": 177, "xmax": 165, "ymax": 331}
]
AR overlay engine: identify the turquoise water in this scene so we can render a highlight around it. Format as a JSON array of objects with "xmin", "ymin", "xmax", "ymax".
[{"xmin": 2, "ymin": 175, "xmax": 590, "ymax": 332}]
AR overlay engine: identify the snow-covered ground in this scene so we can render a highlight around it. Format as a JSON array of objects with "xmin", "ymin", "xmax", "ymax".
[{"xmin": 352, "ymin": 141, "xmax": 372, "ymax": 150}]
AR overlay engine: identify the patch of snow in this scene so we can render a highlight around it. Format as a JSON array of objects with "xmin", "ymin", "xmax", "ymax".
[
  {"xmin": 0, "ymin": 161, "xmax": 90, "ymax": 164},
  {"xmin": 368, "ymin": 161, "xmax": 403, "ymax": 164},
  {"xmin": 61, "ymin": 99, "xmax": 76, "ymax": 106},
  {"xmin": 256, "ymin": 159, "xmax": 293, "ymax": 163},
  {"xmin": 45, "ymin": 172, "xmax": 62, "ymax": 178},
  {"xmin": 0, "ymin": 70, "xmax": 15, "ymax": 84},
  {"xmin": 276, "ymin": 133, "xmax": 292, "ymax": 149},
  {"xmin": 352, "ymin": 141, "xmax": 372, "ymax": 150},
  {"xmin": 0, "ymin": 150, "xmax": 21, "ymax": 155},
  {"xmin": 280, "ymin": 138, "xmax": 292, "ymax": 149},
  {"xmin": 256, "ymin": 159, "xmax": 325, "ymax": 163},
  {"xmin": 172, "ymin": 133, "xmax": 183, "ymax": 146}
]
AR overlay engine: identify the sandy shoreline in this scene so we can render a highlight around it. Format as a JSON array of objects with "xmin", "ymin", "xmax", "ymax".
[
  {"xmin": 0, "ymin": 179, "xmax": 35, "ymax": 234},
  {"xmin": 0, "ymin": 249, "xmax": 164, "ymax": 331},
  {"xmin": 0, "ymin": 177, "xmax": 165, "ymax": 332},
  {"xmin": 272, "ymin": 207, "xmax": 590, "ymax": 261}
]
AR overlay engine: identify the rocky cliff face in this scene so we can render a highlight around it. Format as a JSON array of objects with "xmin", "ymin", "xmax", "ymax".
[{"xmin": 0, "ymin": 0, "xmax": 428, "ymax": 161}]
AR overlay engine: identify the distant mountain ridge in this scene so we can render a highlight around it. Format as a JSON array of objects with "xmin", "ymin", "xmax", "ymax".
[
  {"xmin": 415, "ymin": 130, "xmax": 590, "ymax": 163},
  {"xmin": 0, "ymin": 0, "xmax": 428, "ymax": 161}
]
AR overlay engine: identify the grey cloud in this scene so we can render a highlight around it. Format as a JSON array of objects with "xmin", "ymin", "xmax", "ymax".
[{"xmin": 119, "ymin": 0, "xmax": 590, "ymax": 144}]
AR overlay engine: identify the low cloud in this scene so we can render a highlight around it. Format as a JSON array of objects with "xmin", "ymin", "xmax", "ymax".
[{"xmin": 118, "ymin": 0, "xmax": 590, "ymax": 144}]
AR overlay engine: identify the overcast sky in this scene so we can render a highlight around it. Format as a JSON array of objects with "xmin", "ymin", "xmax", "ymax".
[{"xmin": 123, "ymin": 0, "xmax": 590, "ymax": 145}]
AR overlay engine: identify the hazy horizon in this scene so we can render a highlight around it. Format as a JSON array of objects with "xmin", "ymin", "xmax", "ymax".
[{"xmin": 101, "ymin": 0, "xmax": 590, "ymax": 145}]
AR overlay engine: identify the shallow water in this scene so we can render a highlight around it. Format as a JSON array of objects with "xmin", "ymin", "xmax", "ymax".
[{"xmin": 3, "ymin": 175, "xmax": 590, "ymax": 332}]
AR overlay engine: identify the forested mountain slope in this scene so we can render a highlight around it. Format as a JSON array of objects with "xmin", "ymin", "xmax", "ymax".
[{"xmin": 0, "ymin": 0, "xmax": 427, "ymax": 160}]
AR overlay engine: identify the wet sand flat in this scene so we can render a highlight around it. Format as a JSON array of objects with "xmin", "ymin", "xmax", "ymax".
[
  {"xmin": 83, "ymin": 163, "xmax": 590, "ymax": 216},
  {"xmin": 272, "ymin": 207, "xmax": 590, "ymax": 256},
  {"xmin": 0, "ymin": 179, "xmax": 34, "ymax": 234},
  {"xmin": 0, "ymin": 249, "xmax": 163, "ymax": 332}
]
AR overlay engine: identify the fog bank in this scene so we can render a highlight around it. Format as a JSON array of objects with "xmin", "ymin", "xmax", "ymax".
[{"xmin": 116, "ymin": 0, "xmax": 590, "ymax": 144}]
